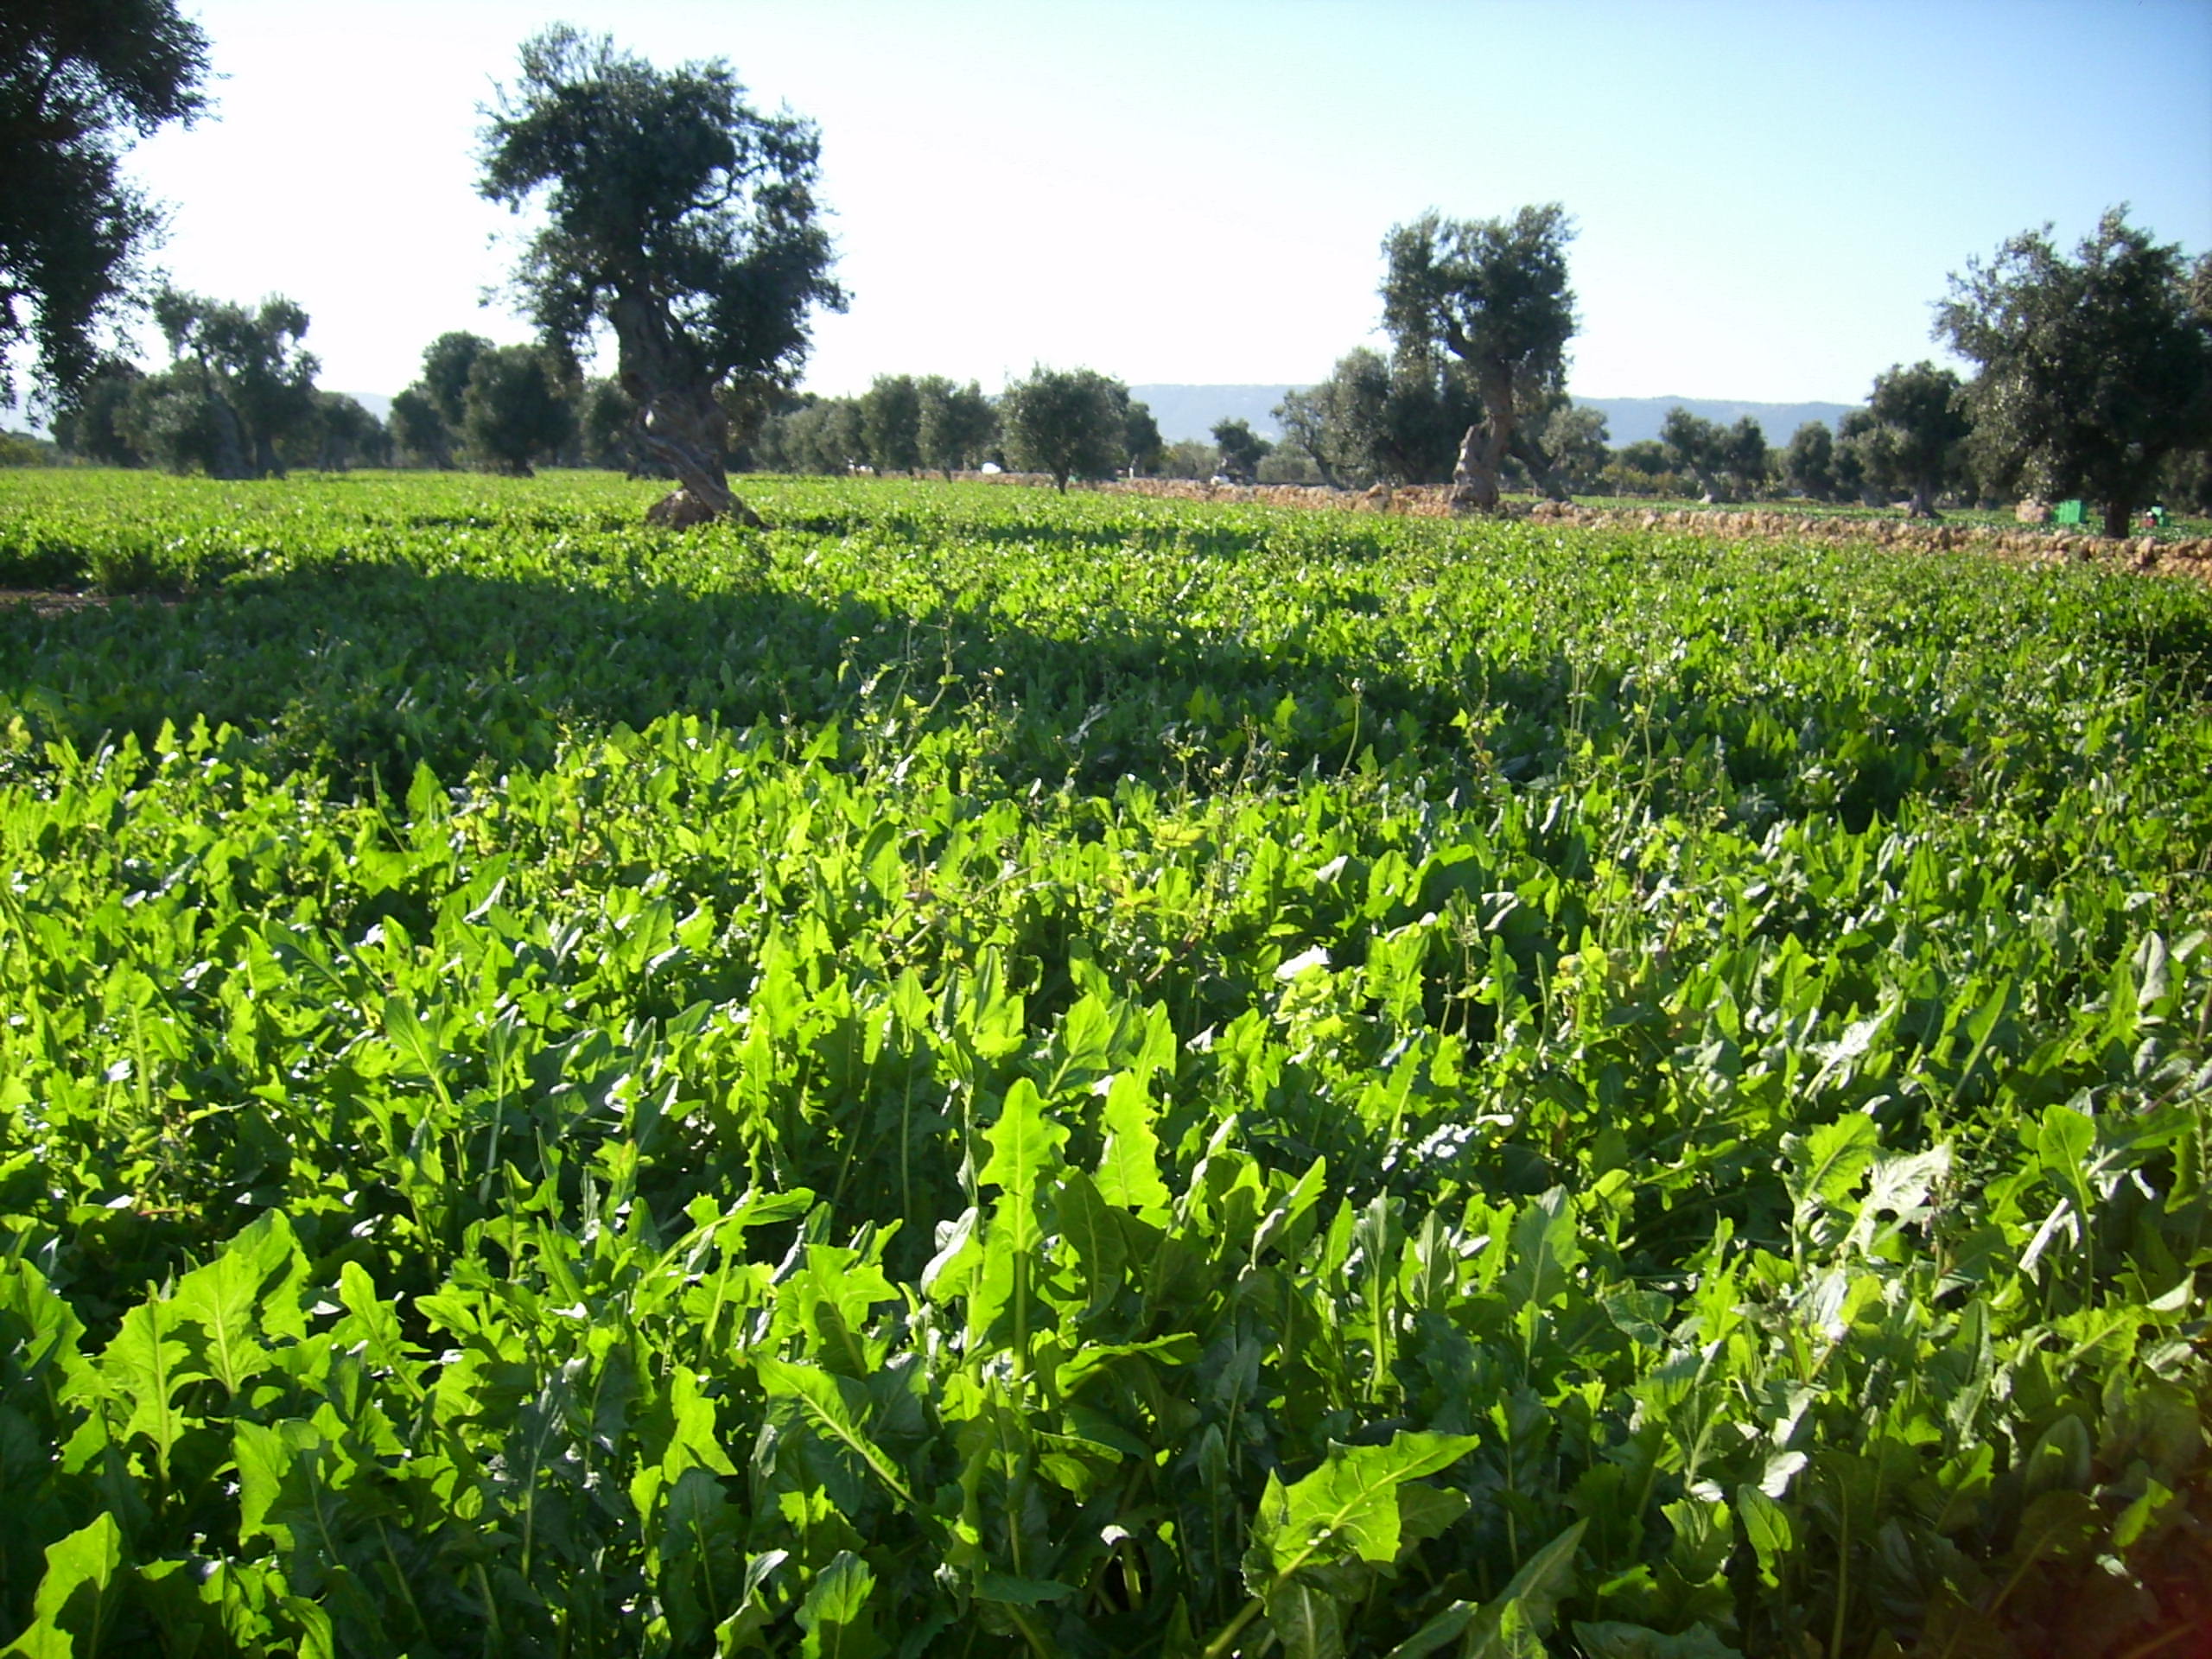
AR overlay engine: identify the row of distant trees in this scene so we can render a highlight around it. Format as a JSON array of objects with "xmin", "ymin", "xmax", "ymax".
[
  {"xmin": 53, "ymin": 315, "xmax": 648, "ymax": 479},
  {"xmin": 9, "ymin": 8, "xmax": 2207, "ymax": 532},
  {"xmin": 42, "ymin": 318, "xmax": 2212, "ymax": 522}
]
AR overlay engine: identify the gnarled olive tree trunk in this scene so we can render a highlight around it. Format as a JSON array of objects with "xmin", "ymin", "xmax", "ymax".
[
  {"xmin": 1448, "ymin": 422, "xmax": 1504, "ymax": 511},
  {"xmin": 1446, "ymin": 366, "xmax": 1520, "ymax": 512},
  {"xmin": 612, "ymin": 294, "xmax": 765, "ymax": 529}
]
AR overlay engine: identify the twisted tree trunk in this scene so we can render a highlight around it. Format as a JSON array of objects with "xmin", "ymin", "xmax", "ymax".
[
  {"xmin": 611, "ymin": 293, "xmax": 765, "ymax": 529},
  {"xmin": 1446, "ymin": 365, "xmax": 1517, "ymax": 512},
  {"xmin": 1511, "ymin": 431, "xmax": 1571, "ymax": 502},
  {"xmin": 1448, "ymin": 423, "xmax": 1504, "ymax": 511}
]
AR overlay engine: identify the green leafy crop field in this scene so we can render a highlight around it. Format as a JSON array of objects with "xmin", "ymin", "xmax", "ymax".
[{"xmin": 2, "ymin": 469, "xmax": 2209, "ymax": 1657}]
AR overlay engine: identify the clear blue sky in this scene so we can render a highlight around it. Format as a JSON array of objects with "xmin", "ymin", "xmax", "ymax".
[{"xmin": 86, "ymin": 0, "xmax": 2212, "ymax": 406}]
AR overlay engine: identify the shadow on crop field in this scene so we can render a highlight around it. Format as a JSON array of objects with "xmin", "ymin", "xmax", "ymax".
[
  {"xmin": 0, "ymin": 555, "xmax": 1468, "ymax": 803},
  {"xmin": 771, "ymin": 505, "xmax": 1294, "ymax": 563}
]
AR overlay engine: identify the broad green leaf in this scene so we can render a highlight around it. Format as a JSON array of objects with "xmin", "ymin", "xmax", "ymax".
[
  {"xmin": 756, "ymin": 1356, "xmax": 913, "ymax": 1508},
  {"xmin": 4, "ymin": 1512, "xmax": 123, "ymax": 1659},
  {"xmin": 1262, "ymin": 1432, "xmax": 1479, "ymax": 1572},
  {"xmin": 99, "ymin": 1294, "xmax": 200, "ymax": 1472},
  {"xmin": 1394, "ymin": 1483, "xmax": 1470, "ymax": 1554},
  {"xmin": 1784, "ymin": 1116, "xmax": 1878, "ymax": 1218},
  {"xmin": 172, "ymin": 1242, "xmax": 270, "ymax": 1397},
  {"xmin": 1848, "ymin": 1144, "xmax": 1952, "ymax": 1251},
  {"xmin": 979, "ymin": 1077, "xmax": 1065, "ymax": 1205},
  {"xmin": 664, "ymin": 1363, "xmax": 740, "ymax": 1479},
  {"xmin": 382, "ymin": 993, "xmax": 448, "ymax": 1085},
  {"xmin": 1502, "ymin": 1187, "xmax": 1580, "ymax": 1310},
  {"xmin": 797, "ymin": 1549, "xmax": 886, "ymax": 1659},
  {"xmin": 1055, "ymin": 1168, "xmax": 1130, "ymax": 1314},
  {"xmin": 1266, "ymin": 1580, "xmax": 1345, "ymax": 1659},
  {"xmin": 1096, "ymin": 1067, "xmax": 1173, "ymax": 1214}
]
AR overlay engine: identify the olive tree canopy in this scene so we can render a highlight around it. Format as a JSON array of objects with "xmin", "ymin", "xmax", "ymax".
[
  {"xmin": 1, "ymin": 0, "xmax": 210, "ymax": 410},
  {"xmin": 1382, "ymin": 204, "xmax": 1577, "ymax": 508},
  {"xmin": 1937, "ymin": 208, "xmax": 2212, "ymax": 538},
  {"xmin": 478, "ymin": 27, "xmax": 845, "ymax": 526},
  {"xmin": 1002, "ymin": 366, "xmax": 1128, "ymax": 493},
  {"xmin": 1864, "ymin": 361, "xmax": 1972, "ymax": 517}
]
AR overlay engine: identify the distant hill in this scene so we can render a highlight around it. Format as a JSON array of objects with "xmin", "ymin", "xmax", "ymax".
[
  {"xmin": 1128, "ymin": 385, "xmax": 1300, "ymax": 445},
  {"xmin": 343, "ymin": 391, "xmax": 393, "ymax": 423},
  {"xmin": 1128, "ymin": 385, "xmax": 1857, "ymax": 448}
]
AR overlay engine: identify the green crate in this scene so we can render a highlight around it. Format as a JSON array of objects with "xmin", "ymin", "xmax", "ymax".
[{"xmin": 2054, "ymin": 499, "xmax": 2086, "ymax": 525}]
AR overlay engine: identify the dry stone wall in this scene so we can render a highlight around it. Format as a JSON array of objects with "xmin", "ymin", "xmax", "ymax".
[{"xmin": 1045, "ymin": 476, "xmax": 2209, "ymax": 583}]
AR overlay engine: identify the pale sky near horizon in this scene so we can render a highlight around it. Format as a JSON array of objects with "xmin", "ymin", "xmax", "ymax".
[{"xmin": 28, "ymin": 0, "xmax": 2212, "ymax": 410}]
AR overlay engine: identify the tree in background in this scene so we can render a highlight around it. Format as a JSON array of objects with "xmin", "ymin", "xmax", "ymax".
[
  {"xmin": 1, "ymin": 0, "xmax": 210, "ymax": 411},
  {"xmin": 1783, "ymin": 421, "xmax": 1837, "ymax": 501},
  {"xmin": 479, "ymin": 28, "xmax": 845, "ymax": 526},
  {"xmin": 388, "ymin": 385, "xmax": 452, "ymax": 468},
  {"xmin": 916, "ymin": 378, "xmax": 995, "ymax": 478},
  {"xmin": 1722, "ymin": 416, "xmax": 1770, "ymax": 500},
  {"xmin": 1382, "ymin": 204, "xmax": 1577, "ymax": 509},
  {"xmin": 421, "ymin": 332, "xmax": 492, "ymax": 429},
  {"xmin": 121, "ymin": 358, "xmax": 231, "ymax": 474},
  {"xmin": 1001, "ymin": 366, "xmax": 1127, "ymax": 493},
  {"xmin": 133, "ymin": 289, "xmax": 318, "ymax": 478},
  {"xmin": 860, "ymin": 374, "xmax": 922, "ymax": 473},
  {"xmin": 1938, "ymin": 208, "xmax": 2212, "ymax": 537},
  {"xmin": 2162, "ymin": 446, "xmax": 2212, "ymax": 515},
  {"xmin": 1660, "ymin": 407, "xmax": 1729, "ymax": 500},
  {"xmin": 1832, "ymin": 408, "xmax": 1880, "ymax": 504},
  {"xmin": 1600, "ymin": 437, "xmax": 1676, "ymax": 498},
  {"xmin": 1123, "ymin": 399, "xmax": 1164, "ymax": 476},
  {"xmin": 579, "ymin": 378, "xmax": 641, "ymax": 472},
  {"xmin": 1274, "ymin": 352, "xmax": 1387, "ymax": 487},
  {"xmin": 1157, "ymin": 439, "xmax": 1217, "ymax": 481},
  {"xmin": 764, "ymin": 395, "xmax": 864, "ymax": 474},
  {"xmin": 461, "ymin": 343, "xmax": 575, "ymax": 476},
  {"xmin": 51, "ymin": 359, "xmax": 145, "ymax": 465},
  {"xmin": 1863, "ymin": 360, "xmax": 1972, "ymax": 516},
  {"xmin": 1513, "ymin": 397, "xmax": 1608, "ymax": 496},
  {"xmin": 308, "ymin": 392, "xmax": 389, "ymax": 471},
  {"xmin": 1210, "ymin": 417, "xmax": 1271, "ymax": 484}
]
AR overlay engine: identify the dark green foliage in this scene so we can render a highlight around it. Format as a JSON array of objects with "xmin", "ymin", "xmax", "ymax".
[
  {"xmin": 0, "ymin": 471, "xmax": 2209, "ymax": 1655},
  {"xmin": 1865, "ymin": 360, "xmax": 1973, "ymax": 512},
  {"xmin": 1661, "ymin": 407, "xmax": 1728, "ymax": 499},
  {"xmin": 1783, "ymin": 420, "xmax": 1837, "ymax": 501},
  {"xmin": 1527, "ymin": 401, "xmax": 1611, "ymax": 494},
  {"xmin": 1939, "ymin": 207, "xmax": 2212, "ymax": 537},
  {"xmin": 139, "ymin": 289, "xmax": 319, "ymax": 479},
  {"xmin": 477, "ymin": 27, "xmax": 844, "ymax": 518},
  {"xmin": 387, "ymin": 385, "xmax": 452, "ymax": 470},
  {"xmin": 49, "ymin": 358, "xmax": 145, "ymax": 465},
  {"xmin": 300, "ymin": 391, "xmax": 387, "ymax": 472},
  {"xmin": 1122, "ymin": 397, "xmax": 1163, "ymax": 476},
  {"xmin": 418, "ymin": 330, "xmax": 492, "ymax": 428},
  {"xmin": 459, "ymin": 342, "xmax": 574, "ymax": 476},
  {"xmin": 916, "ymin": 377, "xmax": 997, "ymax": 478},
  {"xmin": 1275, "ymin": 347, "xmax": 1476, "ymax": 488},
  {"xmin": 477, "ymin": 28, "xmax": 842, "ymax": 386},
  {"xmin": 1210, "ymin": 416, "xmax": 1271, "ymax": 483},
  {"xmin": 860, "ymin": 374, "xmax": 922, "ymax": 474},
  {"xmin": 1001, "ymin": 365, "xmax": 1128, "ymax": 492},
  {"xmin": 578, "ymin": 375, "xmax": 640, "ymax": 471},
  {"xmin": 1382, "ymin": 204, "xmax": 1578, "ymax": 504},
  {"xmin": 0, "ymin": 0, "xmax": 210, "ymax": 409}
]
